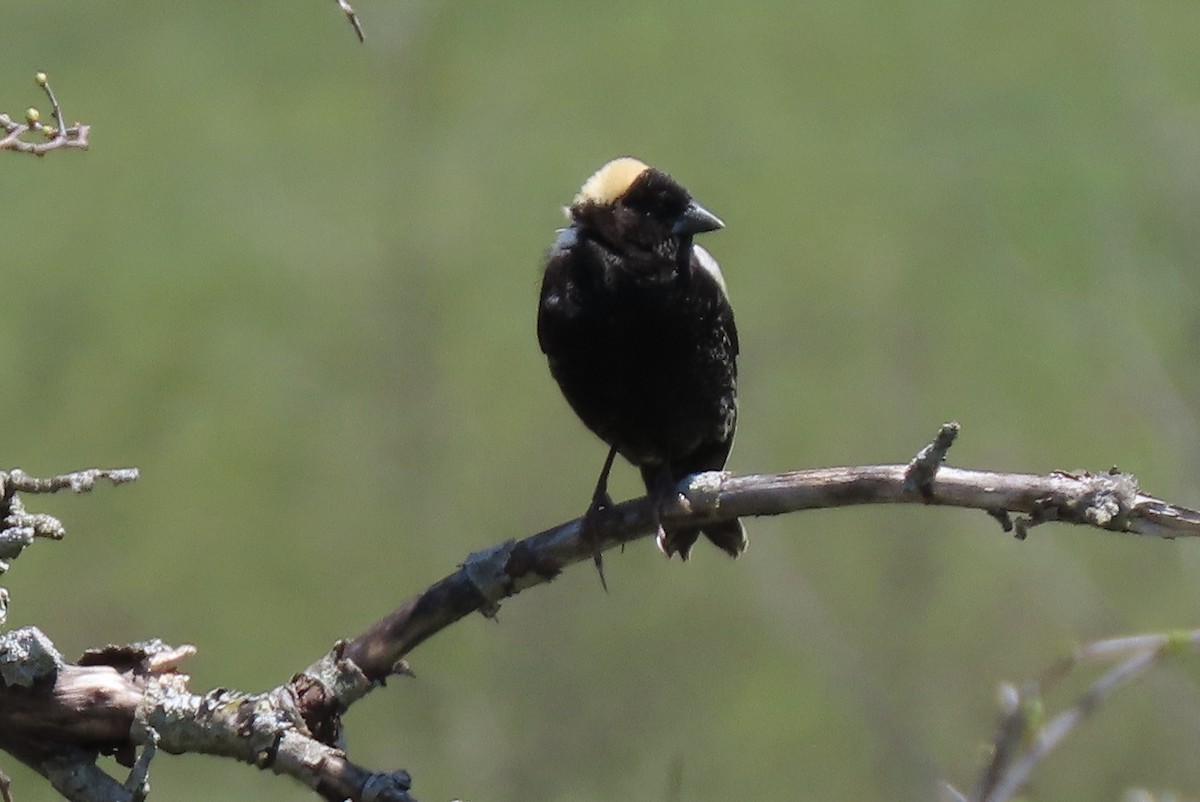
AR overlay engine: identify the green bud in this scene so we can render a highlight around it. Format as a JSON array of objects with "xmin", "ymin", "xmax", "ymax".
[
  {"xmin": 25, "ymin": 107, "xmax": 40, "ymax": 125},
  {"xmin": 1164, "ymin": 629, "xmax": 1193, "ymax": 655},
  {"xmin": 35, "ymin": 72, "xmax": 48, "ymax": 87}
]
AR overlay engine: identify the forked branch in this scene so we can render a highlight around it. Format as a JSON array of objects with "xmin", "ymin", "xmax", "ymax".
[
  {"xmin": 4, "ymin": 425, "xmax": 1200, "ymax": 802},
  {"xmin": 942, "ymin": 628, "xmax": 1200, "ymax": 802},
  {"xmin": 1, "ymin": 72, "xmax": 90, "ymax": 155}
]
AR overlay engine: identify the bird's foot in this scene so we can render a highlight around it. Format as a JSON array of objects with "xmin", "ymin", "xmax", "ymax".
[{"xmin": 649, "ymin": 500, "xmax": 679, "ymax": 560}]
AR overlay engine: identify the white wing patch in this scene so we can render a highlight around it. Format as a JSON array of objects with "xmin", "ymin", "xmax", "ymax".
[{"xmin": 693, "ymin": 244, "xmax": 729, "ymax": 297}]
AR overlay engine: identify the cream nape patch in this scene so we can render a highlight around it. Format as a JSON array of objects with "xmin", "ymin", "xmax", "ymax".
[{"xmin": 573, "ymin": 157, "xmax": 650, "ymax": 207}]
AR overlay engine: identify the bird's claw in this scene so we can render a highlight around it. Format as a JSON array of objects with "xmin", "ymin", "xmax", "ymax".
[{"xmin": 582, "ymin": 494, "xmax": 618, "ymax": 592}]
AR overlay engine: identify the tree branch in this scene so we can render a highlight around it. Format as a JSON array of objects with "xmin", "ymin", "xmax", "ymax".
[
  {"xmin": 1, "ymin": 72, "xmax": 90, "ymax": 156},
  {"xmin": 5, "ymin": 426, "xmax": 1200, "ymax": 800},
  {"xmin": 342, "ymin": 447, "xmax": 1199, "ymax": 682}
]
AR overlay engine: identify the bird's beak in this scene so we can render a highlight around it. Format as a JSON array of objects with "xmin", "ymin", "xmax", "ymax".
[{"xmin": 671, "ymin": 201, "xmax": 725, "ymax": 235}]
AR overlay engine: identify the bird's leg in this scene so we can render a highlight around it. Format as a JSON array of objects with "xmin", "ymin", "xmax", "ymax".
[
  {"xmin": 588, "ymin": 444, "xmax": 618, "ymax": 514},
  {"xmin": 582, "ymin": 445, "xmax": 619, "ymax": 591}
]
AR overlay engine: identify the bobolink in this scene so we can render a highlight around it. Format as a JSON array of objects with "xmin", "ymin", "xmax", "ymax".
[{"xmin": 538, "ymin": 157, "xmax": 747, "ymax": 564}]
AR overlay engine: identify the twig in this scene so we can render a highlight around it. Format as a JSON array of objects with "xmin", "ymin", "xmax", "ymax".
[
  {"xmin": 124, "ymin": 727, "xmax": 156, "ymax": 802},
  {"xmin": 0, "ymin": 467, "xmax": 139, "ymax": 570},
  {"xmin": 2, "ymin": 467, "xmax": 139, "ymax": 497},
  {"xmin": 904, "ymin": 420, "xmax": 959, "ymax": 499},
  {"xmin": 940, "ymin": 782, "xmax": 969, "ymax": 802},
  {"xmin": 967, "ymin": 630, "xmax": 1200, "ymax": 802},
  {"xmin": 334, "ymin": 0, "xmax": 366, "ymax": 42},
  {"xmin": 0, "ymin": 72, "xmax": 90, "ymax": 155}
]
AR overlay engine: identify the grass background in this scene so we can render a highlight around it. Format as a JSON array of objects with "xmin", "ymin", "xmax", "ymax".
[{"xmin": 4, "ymin": 2, "xmax": 1200, "ymax": 800}]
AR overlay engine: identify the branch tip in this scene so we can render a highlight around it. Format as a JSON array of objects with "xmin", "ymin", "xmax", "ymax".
[
  {"xmin": 4, "ymin": 466, "xmax": 139, "ymax": 496},
  {"xmin": 335, "ymin": 0, "xmax": 367, "ymax": 42},
  {"xmin": 939, "ymin": 782, "xmax": 968, "ymax": 802}
]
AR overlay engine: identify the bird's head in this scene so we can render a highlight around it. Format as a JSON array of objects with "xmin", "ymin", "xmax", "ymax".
[{"xmin": 566, "ymin": 157, "xmax": 723, "ymax": 254}]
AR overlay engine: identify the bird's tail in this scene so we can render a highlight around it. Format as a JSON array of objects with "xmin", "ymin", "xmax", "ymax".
[{"xmin": 656, "ymin": 518, "xmax": 747, "ymax": 561}]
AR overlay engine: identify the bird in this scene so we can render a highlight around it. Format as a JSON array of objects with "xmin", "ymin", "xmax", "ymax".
[{"xmin": 537, "ymin": 157, "xmax": 747, "ymax": 571}]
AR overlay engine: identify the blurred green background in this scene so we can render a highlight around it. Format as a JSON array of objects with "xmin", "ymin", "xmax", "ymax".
[{"xmin": 5, "ymin": 1, "xmax": 1200, "ymax": 800}]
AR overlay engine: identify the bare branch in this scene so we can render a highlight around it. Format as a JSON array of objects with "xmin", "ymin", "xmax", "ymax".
[
  {"xmin": 0, "ymin": 629, "xmax": 414, "ymax": 802},
  {"xmin": 0, "ymin": 467, "xmax": 138, "ymax": 573},
  {"xmin": 1, "ymin": 72, "xmax": 90, "ymax": 155},
  {"xmin": 334, "ymin": 0, "xmax": 366, "ymax": 42},
  {"xmin": 2, "ymin": 467, "xmax": 139, "ymax": 496},
  {"xmin": 6, "ymin": 429, "xmax": 1200, "ymax": 800},
  {"xmin": 342, "ymin": 451, "xmax": 1200, "ymax": 681}
]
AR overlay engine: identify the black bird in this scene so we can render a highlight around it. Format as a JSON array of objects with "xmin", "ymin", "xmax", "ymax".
[{"xmin": 538, "ymin": 157, "xmax": 747, "ymax": 564}]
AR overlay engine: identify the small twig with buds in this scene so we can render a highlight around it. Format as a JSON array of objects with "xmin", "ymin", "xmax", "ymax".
[
  {"xmin": 334, "ymin": 0, "xmax": 366, "ymax": 42},
  {"xmin": 0, "ymin": 72, "xmax": 90, "ymax": 155},
  {"xmin": 949, "ymin": 629, "xmax": 1200, "ymax": 802}
]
